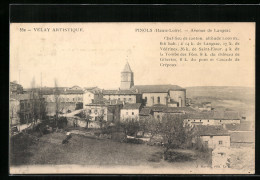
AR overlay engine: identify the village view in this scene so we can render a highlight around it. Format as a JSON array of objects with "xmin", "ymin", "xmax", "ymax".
[{"xmin": 9, "ymin": 62, "xmax": 255, "ymax": 172}]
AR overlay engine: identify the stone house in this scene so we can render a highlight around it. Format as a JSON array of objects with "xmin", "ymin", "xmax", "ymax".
[{"xmin": 120, "ymin": 103, "xmax": 142, "ymax": 121}]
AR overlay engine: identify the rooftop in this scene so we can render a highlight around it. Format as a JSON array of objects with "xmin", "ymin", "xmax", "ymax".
[
  {"xmin": 132, "ymin": 84, "xmax": 185, "ymax": 93},
  {"xmin": 122, "ymin": 103, "xmax": 142, "ymax": 110},
  {"xmin": 187, "ymin": 110, "xmax": 240, "ymax": 120},
  {"xmin": 122, "ymin": 62, "xmax": 132, "ymax": 72},
  {"xmin": 139, "ymin": 107, "xmax": 152, "ymax": 116},
  {"xmin": 151, "ymin": 106, "xmax": 196, "ymax": 113},
  {"xmin": 25, "ymin": 87, "xmax": 84, "ymax": 95},
  {"xmin": 10, "ymin": 94, "xmax": 31, "ymax": 100},
  {"xmin": 102, "ymin": 89, "xmax": 139, "ymax": 95},
  {"xmin": 195, "ymin": 125, "xmax": 230, "ymax": 136},
  {"xmin": 230, "ymin": 131, "xmax": 254, "ymax": 143},
  {"xmin": 86, "ymin": 99, "xmax": 124, "ymax": 106}
]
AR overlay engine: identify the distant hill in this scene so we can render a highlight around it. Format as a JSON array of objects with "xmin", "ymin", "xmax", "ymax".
[
  {"xmin": 185, "ymin": 86, "xmax": 254, "ymax": 103},
  {"xmin": 185, "ymin": 86, "xmax": 255, "ymax": 118}
]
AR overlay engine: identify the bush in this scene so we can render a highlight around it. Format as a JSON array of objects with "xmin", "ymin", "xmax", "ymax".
[
  {"xmin": 193, "ymin": 138, "xmax": 210, "ymax": 153},
  {"xmin": 57, "ymin": 117, "xmax": 68, "ymax": 129},
  {"xmin": 126, "ymin": 138, "xmax": 145, "ymax": 144},
  {"xmin": 164, "ymin": 151, "xmax": 194, "ymax": 162},
  {"xmin": 148, "ymin": 152, "xmax": 163, "ymax": 162}
]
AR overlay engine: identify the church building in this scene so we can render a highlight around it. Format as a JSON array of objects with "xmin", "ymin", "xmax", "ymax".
[{"xmin": 119, "ymin": 62, "xmax": 186, "ymax": 107}]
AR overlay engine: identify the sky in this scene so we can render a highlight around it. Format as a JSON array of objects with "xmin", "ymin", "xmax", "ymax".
[{"xmin": 10, "ymin": 23, "xmax": 255, "ymax": 89}]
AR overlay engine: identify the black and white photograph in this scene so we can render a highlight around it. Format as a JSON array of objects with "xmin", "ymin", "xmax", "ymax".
[{"xmin": 9, "ymin": 22, "xmax": 255, "ymax": 174}]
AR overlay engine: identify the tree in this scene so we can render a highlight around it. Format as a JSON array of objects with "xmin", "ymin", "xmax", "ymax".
[
  {"xmin": 54, "ymin": 79, "xmax": 61, "ymax": 127},
  {"xmin": 139, "ymin": 115, "xmax": 160, "ymax": 139},
  {"xmin": 81, "ymin": 110, "xmax": 92, "ymax": 128},
  {"xmin": 97, "ymin": 109, "xmax": 105, "ymax": 129},
  {"xmin": 30, "ymin": 77, "xmax": 48, "ymax": 125},
  {"xmin": 120, "ymin": 117, "xmax": 140, "ymax": 137},
  {"xmin": 158, "ymin": 114, "xmax": 193, "ymax": 160},
  {"xmin": 30, "ymin": 77, "xmax": 37, "ymax": 126}
]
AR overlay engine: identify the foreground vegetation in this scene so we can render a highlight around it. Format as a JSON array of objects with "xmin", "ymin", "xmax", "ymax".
[{"xmin": 10, "ymin": 131, "xmax": 210, "ymax": 168}]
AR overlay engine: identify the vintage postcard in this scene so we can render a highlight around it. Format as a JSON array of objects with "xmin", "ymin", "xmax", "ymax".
[{"xmin": 9, "ymin": 23, "xmax": 255, "ymax": 174}]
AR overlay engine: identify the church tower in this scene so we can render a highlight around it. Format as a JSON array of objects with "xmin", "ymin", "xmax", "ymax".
[{"xmin": 120, "ymin": 62, "xmax": 134, "ymax": 90}]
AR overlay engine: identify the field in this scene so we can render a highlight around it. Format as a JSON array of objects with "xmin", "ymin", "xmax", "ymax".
[{"xmin": 10, "ymin": 132, "xmax": 209, "ymax": 169}]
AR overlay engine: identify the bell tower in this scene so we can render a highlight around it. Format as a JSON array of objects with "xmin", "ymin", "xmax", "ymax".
[{"xmin": 120, "ymin": 61, "xmax": 134, "ymax": 90}]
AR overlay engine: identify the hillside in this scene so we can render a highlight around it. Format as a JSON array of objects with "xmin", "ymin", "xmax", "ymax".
[{"xmin": 185, "ymin": 86, "xmax": 255, "ymax": 119}]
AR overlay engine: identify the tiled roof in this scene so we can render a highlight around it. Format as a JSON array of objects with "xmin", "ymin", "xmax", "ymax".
[
  {"xmin": 169, "ymin": 99, "xmax": 178, "ymax": 104},
  {"xmin": 102, "ymin": 89, "xmax": 139, "ymax": 95},
  {"xmin": 139, "ymin": 107, "xmax": 152, "ymax": 116},
  {"xmin": 68, "ymin": 85, "xmax": 82, "ymax": 90},
  {"xmin": 132, "ymin": 84, "xmax": 185, "ymax": 93},
  {"xmin": 122, "ymin": 103, "xmax": 142, "ymax": 110},
  {"xmin": 27, "ymin": 87, "xmax": 84, "ymax": 95},
  {"xmin": 86, "ymin": 99, "xmax": 123, "ymax": 106},
  {"xmin": 151, "ymin": 106, "xmax": 196, "ymax": 113},
  {"xmin": 195, "ymin": 125, "xmax": 230, "ymax": 136},
  {"xmin": 10, "ymin": 94, "xmax": 31, "ymax": 100},
  {"xmin": 230, "ymin": 132, "xmax": 254, "ymax": 143},
  {"xmin": 84, "ymin": 87, "xmax": 102, "ymax": 94},
  {"xmin": 187, "ymin": 110, "xmax": 240, "ymax": 120},
  {"xmin": 63, "ymin": 89, "xmax": 84, "ymax": 94},
  {"xmin": 164, "ymin": 107, "xmax": 196, "ymax": 113}
]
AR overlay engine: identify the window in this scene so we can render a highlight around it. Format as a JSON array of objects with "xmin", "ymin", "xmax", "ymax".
[
  {"xmin": 204, "ymin": 141, "xmax": 208, "ymax": 145},
  {"xmin": 21, "ymin": 103, "xmax": 24, "ymax": 109},
  {"xmin": 157, "ymin": 115, "xmax": 160, "ymax": 119},
  {"xmin": 200, "ymin": 120, "xmax": 202, "ymax": 122},
  {"xmin": 132, "ymin": 112, "xmax": 134, "ymax": 115},
  {"xmin": 157, "ymin": 97, "xmax": 160, "ymax": 104},
  {"xmin": 129, "ymin": 98, "xmax": 132, "ymax": 101},
  {"xmin": 208, "ymin": 120, "xmax": 209, "ymax": 122},
  {"xmin": 124, "ymin": 98, "xmax": 126, "ymax": 101},
  {"xmin": 144, "ymin": 97, "xmax": 147, "ymax": 102},
  {"xmin": 220, "ymin": 120, "xmax": 222, "ymax": 122},
  {"xmin": 126, "ymin": 112, "xmax": 128, "ymax": 115},
  {"xmin": 219, "ymin": 141, "xmax": 223, "ymax": 145},
  {"xmin": 118, "ymin": 98, "xmax": 120, "ymax": 100}
]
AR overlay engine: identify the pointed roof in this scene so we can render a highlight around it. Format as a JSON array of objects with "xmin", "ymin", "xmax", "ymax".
[{"xmin": 122, "ymin": 62, "xmax": 132, "ymax": 72}]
